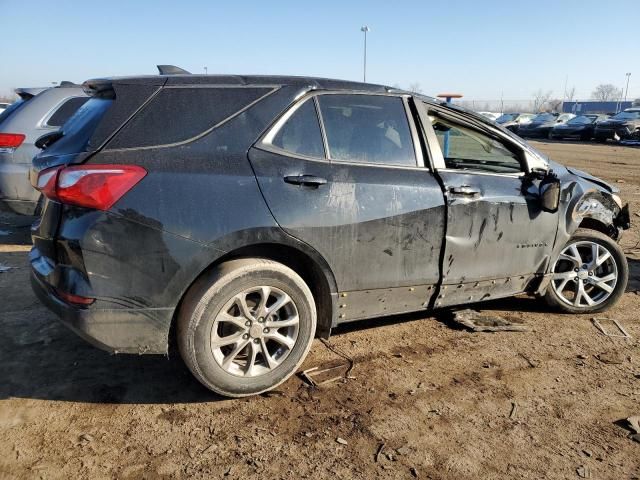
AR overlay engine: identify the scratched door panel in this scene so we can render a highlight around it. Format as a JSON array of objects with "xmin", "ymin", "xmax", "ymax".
[
  {"xmin": 248, "ymin": 147, "xmax": 445, "ymax": 292},
  {"xmin": 438, "ymin": 171, "xmax": 559, "ymax": 287}
]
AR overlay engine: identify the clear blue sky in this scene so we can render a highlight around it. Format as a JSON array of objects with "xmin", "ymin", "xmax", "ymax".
[{"xmin": 1, "ymin": 0, "xmax": 638, "ymax": 101}]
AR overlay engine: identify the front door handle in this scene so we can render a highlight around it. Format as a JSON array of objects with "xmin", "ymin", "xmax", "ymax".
[
  {"xmin": 284, "ymin": 175, "xmax": 328, "ymax": 187},
  {"xmin": 449, "ymin": 185, "xmax": 479, "ymax": 196}
]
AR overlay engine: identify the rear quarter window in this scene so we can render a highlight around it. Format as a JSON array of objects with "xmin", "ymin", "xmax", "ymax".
[
  {"xmin": 108, "ymin": 87, "xmax": 272, "ymax": 149},
  {"xmin": 46, "ymin": 97, "xmax": 90, "ymax": 127}
]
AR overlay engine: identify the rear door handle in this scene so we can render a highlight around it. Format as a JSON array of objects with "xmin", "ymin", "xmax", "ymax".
[
  {"xmin": 448, "ymin": 185, "xmax": 479, "ymax": 196},
  {"xmin": 284, "ymin": 175, "xmax": 328, "ymax": 187}
]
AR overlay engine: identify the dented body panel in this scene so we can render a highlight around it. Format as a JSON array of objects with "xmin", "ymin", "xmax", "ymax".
[{"xmin": 29, "ymin": 74, "xmax": 630, "ymax": 354}]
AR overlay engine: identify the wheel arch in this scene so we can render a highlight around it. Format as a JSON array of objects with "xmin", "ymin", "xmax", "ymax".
[{"xmin": 169, "ymin": 241, "xmax": 338, "ymax": 353}]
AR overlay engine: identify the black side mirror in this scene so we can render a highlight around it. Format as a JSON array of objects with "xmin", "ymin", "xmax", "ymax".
[
  {"xmin": 35, "ymin": 131, "xmax": 64, "ymax": 150},
  {"xmin": 539, "ymin": 172, "xmax": 560, "ymax": 213}
]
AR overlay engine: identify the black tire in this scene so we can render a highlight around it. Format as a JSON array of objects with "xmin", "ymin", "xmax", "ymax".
[
  {"xmin": 545, "ymin": 229, "xmax": 628, "ymax": 314},
  {"xmin": 595, "ymin": 136, "xmax": 607, "ymax": 143},
  {"xmin": 177, "ymin": 258, "xmax": 316, "ymax": 397}
]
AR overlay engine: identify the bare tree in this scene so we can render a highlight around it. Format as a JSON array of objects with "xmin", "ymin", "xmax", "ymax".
[
  {"xmin": 591, "ymin": 84, "xmax": 622, "ymax": 102},
  {"xmin": 532, "ymin": 89, "xmax": 553, "ymax": 112},
  {"xmin": 548, "ymin": 99, "xmax": 563, "ymax": 112},
  {"xmin": 408, "ymin": 83, "xmax": 422, "ymax": 94},
  {"xmin": 565, "ymin": 86, "xmax": 576, "ymax": 102}
]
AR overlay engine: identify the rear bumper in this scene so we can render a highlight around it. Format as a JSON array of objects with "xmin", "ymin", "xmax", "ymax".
[{"xmin": 30, "ymin": 257, "xmax": 173, "ymax": 354}]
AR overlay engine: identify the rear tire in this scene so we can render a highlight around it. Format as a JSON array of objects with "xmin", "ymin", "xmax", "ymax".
[
  {"xmin": 177, "ymin": 258, "xmax": 316, "ymax": 397},
  {"xmin": 545, "ymin": 229, "xmax": 628, "ymax": 314}
]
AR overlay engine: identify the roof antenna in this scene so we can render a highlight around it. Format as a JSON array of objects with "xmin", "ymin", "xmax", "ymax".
[{"xmin": 157, "ymin": 65, "xmax": 191, "ymax": 75}]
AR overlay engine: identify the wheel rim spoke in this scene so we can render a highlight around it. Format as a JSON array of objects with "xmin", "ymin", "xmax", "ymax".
[
  {"xmin": 552, "ymin": 240, "xmax": 617, "ymax": 308},
  {"xmin": 266, "ymin": 315, "xmax": 299, "ymax": 329},
  {"xmin": 211, "ymin": 285, "xmax": 299, "ymax": 378}
]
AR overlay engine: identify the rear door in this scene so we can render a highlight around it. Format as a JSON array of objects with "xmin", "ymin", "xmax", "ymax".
[
  {"xmin": 249, "ymin": 92, "xmax": 446, "ymax": 321},
  {"xmin": 416, "ymin": 101, "xmax": 559, "ymax": 307}
]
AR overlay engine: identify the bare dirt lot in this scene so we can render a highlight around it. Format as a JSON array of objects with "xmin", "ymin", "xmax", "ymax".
[{"xmin": 1, "ymin": 141, "xmax": 639, "ymax": 480}]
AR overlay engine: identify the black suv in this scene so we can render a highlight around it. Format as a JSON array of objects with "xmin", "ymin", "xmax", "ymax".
[
  {"xmin": 594, "ymin": 108, "xmax": 640, "ymax": 142},
  {"xmin": 30, "ymin": 72, "xmax": 630, "ymax": 397}
]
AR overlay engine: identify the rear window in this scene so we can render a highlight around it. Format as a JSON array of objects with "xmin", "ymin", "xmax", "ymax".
[
  {"xmin": 272, "ymin": 99, "xmax": 325, "ymax": 158},
  {"xmin": 40, "ymin": 98, "xmax": 113, "ymax": 155},
  {"xmin": 46, "ymin": 97, "xmax": 90, "ymax": 127},
  {"xmin": 108, "ymin": 87, "xmax": 271, "ymax": 149},
  {"xmin": 0, "ymin": 98, "xmax": 28, "ymax": 125}
]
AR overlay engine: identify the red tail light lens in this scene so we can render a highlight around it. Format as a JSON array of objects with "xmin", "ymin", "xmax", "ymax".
[
  {"xmin": 36, "ymin": 164, "xmax": 147, "ymax": 211},
  {"xmin": 0, "ymin": 133, "xmax": 26, "ymax": 148},
  {"xmin": 55, "ymin": 288, "xmax": 95, "ymax": 306}
]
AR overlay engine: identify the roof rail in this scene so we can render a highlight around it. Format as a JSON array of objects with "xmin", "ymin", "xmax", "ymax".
[{"xmin": 157, "ymin": 65, "xmax": 191, "ymax": 75}]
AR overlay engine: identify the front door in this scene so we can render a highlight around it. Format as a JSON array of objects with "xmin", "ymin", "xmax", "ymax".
[
  {"xmin": 416, "ymin": 102, "xmax": 559, "ymax": 307},
  {"xmin": 249, "ymin": 92, "xmax": 446, "ymax": 321}
]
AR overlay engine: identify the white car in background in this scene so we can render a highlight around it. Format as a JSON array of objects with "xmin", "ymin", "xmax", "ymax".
[
  {"xmin": 0, "ymin": 103, "xmax": 10, "ymax": 114},
  {"xmin": 478, "ymin": 111, "xmax": 501, "ymax": 121}
]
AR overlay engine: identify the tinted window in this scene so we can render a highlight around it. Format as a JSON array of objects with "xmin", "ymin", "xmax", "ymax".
[
  {"xmin": 532, "ymin": 113, "xmax": 556, "ymax": 122},
  {"xmin": 110, "ymin": 87, "xmax": 270, "ymax": 149},
  {"xmin": 0, "ymin": 98, "xmax": 27, "ymax": 125},
  {"xmin": 612, "ymin": 110, "xmax": 640, "ymax": 120},
  {"xmin": 42, "ymin": 98, "xmax": 114, "ymax": 155},
  {"xmin": 430, "ymin": 112, "xmax": 522, "ymax": 174},
  {"xmin": 568, "ymin": 115, "xmax": 595, "ymax": 125},
  {"xmin": 272, "ymin": 99, "xmax": 324, "ymax": 157},
  {"xmin": 317, "ymin": 94, "xmax": 416, "ymax": 166},
  {"xmin": 46, "ymin": 97, "xmax": 90, "ymax": 127}
]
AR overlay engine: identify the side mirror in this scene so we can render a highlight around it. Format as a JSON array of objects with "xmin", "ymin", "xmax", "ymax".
[{"xmin": 539, "ymin": 172, "xmax": 560, "ymax": 213}]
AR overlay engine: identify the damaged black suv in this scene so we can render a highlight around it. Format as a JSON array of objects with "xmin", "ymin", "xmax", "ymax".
[{"xmin": 30, "ymin": 70, "xmax": 630, "ymax": 397}]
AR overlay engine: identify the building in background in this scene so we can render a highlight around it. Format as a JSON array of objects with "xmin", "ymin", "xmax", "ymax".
[{"xmin": 562, "ymin": 100, "xmax": 632, "ymax": 114}]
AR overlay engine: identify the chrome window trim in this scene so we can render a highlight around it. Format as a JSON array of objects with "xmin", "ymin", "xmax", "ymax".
[{"xmin": 37, "ymin": 95, "xmax": 86, "ymax": 129}]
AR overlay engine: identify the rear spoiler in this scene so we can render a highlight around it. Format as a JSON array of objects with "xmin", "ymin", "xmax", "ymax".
[
  {"xmin": 157, "ymin": 65, "xmax": 191, "ymax": 75},
  {"xmin": 14, "ymin": 87, "xmax": 47, "ymax": 100},
  {"xmin": 82, "ymin": 79, "xmax": 115, "ymax": 99}
]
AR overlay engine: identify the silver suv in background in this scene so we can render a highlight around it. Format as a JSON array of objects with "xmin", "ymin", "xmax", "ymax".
[{"xmin": 0, "ymin": 83, "xmax": 88, "ymax": 215}]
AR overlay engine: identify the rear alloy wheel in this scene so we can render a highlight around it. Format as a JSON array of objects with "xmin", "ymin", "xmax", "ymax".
[
  {"xmin": 178, "ymin": 258, "xmax": 316, "ymax": 397},
  {"xmin": 545, "ymin": 229, "xmax": 628, "ymax": 313}
]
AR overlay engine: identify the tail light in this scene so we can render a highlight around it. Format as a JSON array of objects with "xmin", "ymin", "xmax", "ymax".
[
  {"xmin": 36, "ymin": 164, "xmax": 147, "ymax": 211},
  {"xmin": 0, "ymin": 133, "xmax": 26, "ymax": 149}
]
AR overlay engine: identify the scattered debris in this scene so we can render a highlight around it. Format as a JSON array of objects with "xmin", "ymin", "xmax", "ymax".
[
  {"xmin": 300, "ymin": 364, "xmax": 349, "ymax": 387},
  {"xmin": 375, "ymin": 443, "xmax": 385, "ymax": 463},
  {"xmin": 591, "ymin": 318, "xmax": 631, "ymax": 339},
  {"xmin": 336, "ymin": 437, "xmax": 348, "ymax": 446},
  {"xmin": 509, "ymin": 402, "xmax": 518, "ymax": 419},
  {"xmin": 201, "ymin": 443, "xmax": 217, "ymax": 454},
  {"xmin": 626, "ymin": 416, "xmax": 640, "ymax": 434},
  {"xmin": 79, "ymin": 433, "xmax": 94, "ymax": 444},
  {"xmin": 319, "ymin": 339, "xmax": 355, "ymax": 376},
  {"xmin": 451, "ymin": 309, "xmax": 529, "ymax": 332},
  {"xmin": 0, "ymin": 264, "xmax": 15, "ymax": 273},
  {"xmin": 576, "ymin": 465, "xmax": 590, "ymax": 478},
  {"xmin": 595, "ymin": 352, "xmax": 625, "ymax": 365},
  {"xmin": 582, "ymin": 450, "xmax": 592, "ymax": 458},
  {"xmin": 410, "ymin": 466, "xmax": 419, "ymax": 477},
  {"xmin": 518, "ymin": 352, "xmax": 538, "ymax": 368}
]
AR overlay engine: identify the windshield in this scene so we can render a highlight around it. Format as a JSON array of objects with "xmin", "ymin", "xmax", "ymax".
[
  {"xmin": 496, "ymin": 113, "xmax": 517, "ymax": 123},
  {"xmin": 568, "ymin": 116, "xmax": 595, "ymax": 125},
  {"xmin": 612, "ymin": 110, "xmax": 640, "ymax": 120},
  {"xmin": 532, "ymin": 113, "xmax": 556, "ymax": 122}
]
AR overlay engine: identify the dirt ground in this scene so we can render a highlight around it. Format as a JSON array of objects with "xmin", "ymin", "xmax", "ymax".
[{"xmin": 1, "ymin": 141, "xmax": 639, "ymax": 480}]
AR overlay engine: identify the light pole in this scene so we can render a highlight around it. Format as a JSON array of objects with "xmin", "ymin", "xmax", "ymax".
[
  {"xmin": 360, "ymin": 26, "xmax": 370, "ymax": 82},
  {"xmin": 624, "ymin": 72, "xmax": 631, "ymax": 102}
]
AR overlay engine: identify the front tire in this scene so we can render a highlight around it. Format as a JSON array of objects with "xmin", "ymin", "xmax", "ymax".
[
  {"xmin": 177, "ymin": 258, "xmax": 316, "ymax": 397},
  {"xmin": 545, "ymin": 229, "xmax": 628, "ymax": 314}
]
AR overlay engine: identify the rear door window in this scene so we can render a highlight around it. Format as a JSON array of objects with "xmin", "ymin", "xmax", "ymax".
[
  {"xmin": 109, "ymin": 87, "xmax": 271, "ymax": 149},
  {"xmin": 316, "ymin": 94, "xmax": 417, "ymax": 167},
  {"xmin": 46, "ymin": 97, "xmax": 90, "ymax": 127},
  {"xmin": 271, "ymin": 99, "xmax": 325, "ymax": 158}
]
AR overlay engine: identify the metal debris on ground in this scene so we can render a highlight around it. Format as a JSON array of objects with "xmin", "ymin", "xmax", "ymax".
[
  {"xmin": 451, "ymin": 309, "xmax": 529, "ymax": 332},
  {"xmin": 509, "ymin": 401, "xmax": 518, "ymax": 419},
  {"xmin": 375, "ymin": 443, "xmax": 385, "ymax": 463},
  {"xmin": 0, "ymin": 264, "xmax": 15, "ymax": 273},
  {"xmin": 627, "ymin": 415, "xmax": 640, "ymax": 434},
  {"xmin": 299, "ymin": 339, "xmax": 356, "ymax": 387},
  {"xmin": 591, "ymin": 318, "xmax": 631, "ymax": 339}
]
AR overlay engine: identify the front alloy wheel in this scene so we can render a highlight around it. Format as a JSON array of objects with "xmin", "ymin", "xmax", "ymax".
[{"xmin": 545, "ymin": 229, "xmax": 628, "ymax": 313}]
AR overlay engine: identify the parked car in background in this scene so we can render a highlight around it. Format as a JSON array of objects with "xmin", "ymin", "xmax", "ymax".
[
  {"xmin": 549, "ymin": 114, "xmax": 609, "ymax": 141},
  {"xmin": 0, "ymin": 102, "xmax": 10, "ymax": 114},
  {"xmin": 519, "ymin": 113, "xmax": 575, "ymax": 139},
  {"xmin": 496, "ymin": 112, "xmax": 536, "ymax": 133},
  {"xmin": 29, "ymin": 72, "xmax": 630, "ymax": 397},
  {"xmin": 594, "ymin": 108, "xmax": 640, "ymax": 142},
  {"xmin": 478, "ymin": 111, "xmax": 501, "ymax": 121},
  {"xmin": 0, "ymin": 82, "xmax": 88, "ymax": 215}
]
